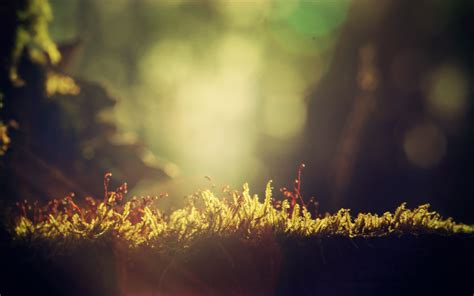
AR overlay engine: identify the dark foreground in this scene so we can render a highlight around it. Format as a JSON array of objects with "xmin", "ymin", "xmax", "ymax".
[{"xmin": 0, "ymin": 234, "xmax": 472, "ymax": 295}]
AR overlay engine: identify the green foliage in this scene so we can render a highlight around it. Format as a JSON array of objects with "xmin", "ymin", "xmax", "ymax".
[
  {"xmin": 11, "ymin": 0, "xmax": 60, "ymax": 83},
  {"xmin": 13, "ymin": 173, "xmax": 473, "ymax": 250}
]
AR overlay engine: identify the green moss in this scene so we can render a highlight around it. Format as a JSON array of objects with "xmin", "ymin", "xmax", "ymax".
[{"xmin": 13, "ymin": 175, "xmax": 474, "ymax": 250}]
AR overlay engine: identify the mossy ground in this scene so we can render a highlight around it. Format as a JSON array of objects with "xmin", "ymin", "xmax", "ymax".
[
  {"xmin": 3, "ymin": 173, "xmax": 473, "ymax": 295},
  {"xmin": 12, "ymin": 173, "xmax": 474, "ymax": 250}
]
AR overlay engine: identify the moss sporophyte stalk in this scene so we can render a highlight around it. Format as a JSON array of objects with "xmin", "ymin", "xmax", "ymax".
[{"xmin": 13, "ymin": 167, "xmax": 474, "ymax": 250}]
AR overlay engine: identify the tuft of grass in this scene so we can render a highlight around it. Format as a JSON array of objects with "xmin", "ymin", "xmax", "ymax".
[{"xmin": 12, "ymin": 171, "xmax": 474, "ymax": 250}]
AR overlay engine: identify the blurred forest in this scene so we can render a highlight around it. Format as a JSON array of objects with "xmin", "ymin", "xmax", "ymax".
[{"xmin": 1, "ymin": 0, "xmax": 473, "ymax": 223}]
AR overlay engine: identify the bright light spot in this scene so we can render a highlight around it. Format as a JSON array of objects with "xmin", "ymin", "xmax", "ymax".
[
  {"xmin": 102, "ymin": 2, "xmax": 346, "ymax": 188},
  {"xmin": 403, "ymin": 121, "xmax": 447, "ymax": 168},
  {"xmin": 216, "ymin": 35, "xmax": 262, "ymax": 79},
  {"xmin": 261, "ymin": 61, "xmax": 307, "ymax": 139},
  {"xmin": 263, "ymin": 94, "xmax": 307, "ymax": 139},
  {"xmin": 262, "ymin": 61, "xmax": 305, "ymax": 97},
  {"xmin": 140, "ymin": 40, "xmax": 194, "ymax": 90},
  {"xmin": 139, "ymin": 35, "xmax": 262, "ymax": 181},
  {"xmin": 426, "ymin": 64, "xmax": 469, "ymax": 121},
  {"xmin": 215, "ymin": 0, "xmax": 269, "ymax": 27}
]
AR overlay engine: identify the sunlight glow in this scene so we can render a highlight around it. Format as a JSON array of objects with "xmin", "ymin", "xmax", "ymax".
[{"xmin": 97, "ymin": 0, "xmax": 349, "ymax": 188}]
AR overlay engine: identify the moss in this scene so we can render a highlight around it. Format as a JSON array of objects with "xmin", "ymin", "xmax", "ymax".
[{"xmin": 12, "ymin": 174, "xmax": 474, "ymax": 251}]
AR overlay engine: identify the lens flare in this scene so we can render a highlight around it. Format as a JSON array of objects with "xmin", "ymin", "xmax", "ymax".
[
  {"xmin": 403, "ymin": 121, "xmax": 447, "ymax": 168},
  {"xmin": 425, "ymin": 64, "xmax": 469, "ymax": 121}
]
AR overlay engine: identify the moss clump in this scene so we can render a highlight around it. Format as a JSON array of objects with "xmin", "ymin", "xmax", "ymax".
[{"xmin": 13, "ymin": 173, "xmax": 474, "ymax": 250}]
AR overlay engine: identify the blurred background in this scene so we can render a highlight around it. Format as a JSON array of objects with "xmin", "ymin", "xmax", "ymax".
[{"xmin": 2, "ymin": 0, "xmax": 473, "ymax": 222}]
